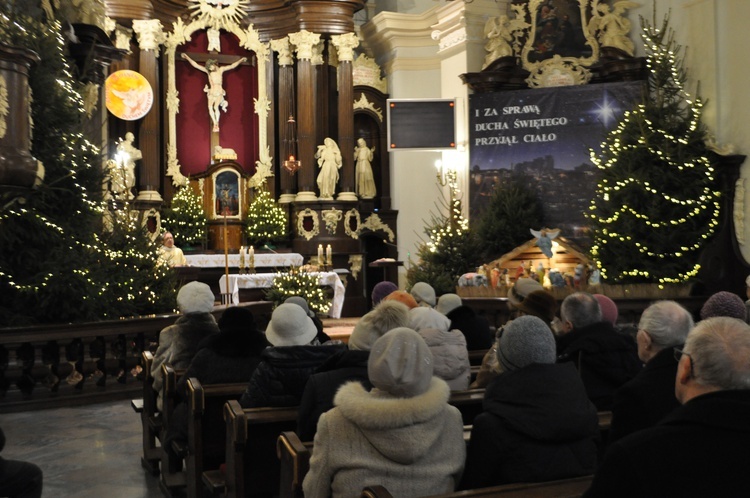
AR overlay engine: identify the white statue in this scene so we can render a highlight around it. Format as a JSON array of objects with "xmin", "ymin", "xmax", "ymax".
[
  {"xmin": 354, "ymin": 137, "xmax": 376, "ymax": 199},
  {"xmin": 109, "ymin": 132, "xmax": 141, "ymax": 200},
  {"xmin": 181, "ymin": 53, "xmax": 247, "ymax": 132},
  {"xmin": 213, "ymin": 145, "xmax": 237, "ymax": 161},
  {"xmin": 588, "ymin": 1, "xmax": 638, "ymax": 56},
  {"xmin": 483, "ymin": 16, "xmax": 513, "ymax": 68},
  {"xmin": 315, "ymin": 137, "xmax": 342, "ymax": 200}
]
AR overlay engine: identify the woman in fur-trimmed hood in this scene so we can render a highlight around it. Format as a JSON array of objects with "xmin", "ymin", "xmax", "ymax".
[{"xmin": 303, "ymin": 328, "xmax": 465, "ymax": 498}]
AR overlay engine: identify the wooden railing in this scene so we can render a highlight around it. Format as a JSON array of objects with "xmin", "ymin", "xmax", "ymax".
[{"xmin": 0, "ymin": 301, "xmax": 273, "ymax": 413}]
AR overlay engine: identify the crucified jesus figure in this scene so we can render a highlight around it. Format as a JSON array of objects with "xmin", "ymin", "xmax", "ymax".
[{"xmin": 181, "ymin": 53, "xmax": 247, "ymax": 132}]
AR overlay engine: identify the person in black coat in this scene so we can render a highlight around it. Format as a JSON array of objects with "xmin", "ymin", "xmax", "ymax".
[
  {"xmin": 164, "ymin": 306, "xmax": 270, "ymax": 456},
  {"xmin": 608, "ymin": 300, "xmax": 694, "ymax": 445},
  {"xmin": 460, "ymin": 316, "xmax": 599, "ymax": 490},
  {"xmin": 239, "ymin": 304, "xmax": 345, "ymax": 408},
  {"xmin": 297, "ymin": 300, "xmax": 410, "ymax": 441},
  {"xmin": 556, "ymin": 292, "xmax": 642, "ymax": 410},
  {"xmin": 0, "ymin": 426, "xmax": 43, "ymax": 498},
  {"xmin": 584, "ymin": 317, "xmax": 750, "ymax": 497},
  {"xmin": 437, "ymin": 294, "xmax": 492, "ymax": 350}
]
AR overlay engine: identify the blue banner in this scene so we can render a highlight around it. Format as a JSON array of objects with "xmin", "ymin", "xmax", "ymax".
[{"xmin": 469, "ymin": 81, "xmax": 642, "ymax": 248}]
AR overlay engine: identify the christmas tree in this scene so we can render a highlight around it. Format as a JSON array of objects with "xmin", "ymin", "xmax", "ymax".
[
  {"xmin": 161, "ymin": 185, "xmax": 207, "ymax": 248},
  {"xmin": 407, "ymin": 169, "xmax": 483, "ymax": 295},
  {"xmin": 246, "ymin": 186, "xmax": 288, "ymax": 247},
  {"xmin": 587, "ymin": 11, "xmax": 720, "ymax": 284},
  {"xmin": 264, "ymin": 268, "xmax": 330, "ymax": 314},
  {"xmin": 474, "ymin": 174, "xmax": 544, "ymax": 261},
  {"xmin": 0, "ymin": 8, "xmax": 177, "ymax": 325}
]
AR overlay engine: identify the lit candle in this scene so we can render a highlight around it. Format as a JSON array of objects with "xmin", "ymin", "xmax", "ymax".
[
  {"xmin": 239, "ymin": 246, "xmax": 245, "ymax": 269},
  {"xmin": 249, "ymin": 245, "xmax": 254, "ymax": 258},
  {"xmin": 317, "ymin": 244, "xmax": 324, "ymax": 265},
  {"xmin": 326, "ymin": 244, "xmax": 332, "ymax": 266}
]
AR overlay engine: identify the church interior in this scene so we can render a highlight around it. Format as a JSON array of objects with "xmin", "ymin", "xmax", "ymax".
[{"xmin": 2, "ymin": 0, "xmax": 750, "ymax": 496}]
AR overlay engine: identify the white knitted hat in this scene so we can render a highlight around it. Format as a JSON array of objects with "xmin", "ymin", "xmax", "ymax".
[
  {"xmin": 265, "ymin": 303, "xmax": 318, "ymax": 347},
  {"xmin": 368, "ymin": 327, "xmax": 433, "ymax": 397},
  {"xmin": 176, "ymin": 282, "xmax": 215, "ymax": 314}
]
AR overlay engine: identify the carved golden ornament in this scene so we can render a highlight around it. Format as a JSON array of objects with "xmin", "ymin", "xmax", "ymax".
[
  {"xmin": 322, "ymin": 209, "xmax": 343, "ymax": 235},
  {"xmin": 296, "ymin": 208, "xmax": 320, "ymax": 241},
  {"xmin": 353, "ymin": 93, "xmax": 383, "ymax": 122},
  {"xmin": 361, "ymin": 213, "xmax": 395, "ymax": 242},
  {"xmin": 348, "ymin": 254, "xmax": 363, "ymax": 281},
  {"xmin": 344, "ymin": 209, "xmax": 361, "ymax": 239},
  {"xmin": 0, "ymin": 75, "xmax": 8, "ymax": 139}
]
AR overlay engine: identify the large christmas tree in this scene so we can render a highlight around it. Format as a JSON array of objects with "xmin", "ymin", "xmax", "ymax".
[
  {"xmin": 587, "ymin": 12, "xmax": 720, "ymax": 284},
  {"xmin": 246, "ymin": 186, "xmax": 287, "ymax": 247},
  {"xmin": 0, "ymin": 7, "xmax": 176, "ymax": 325}
]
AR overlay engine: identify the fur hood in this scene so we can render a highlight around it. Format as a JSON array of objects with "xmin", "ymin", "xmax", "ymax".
[
  {"xmin": 348, "ymin": 301, "xmax": 410, "ymax": 351},
  {"xmin": 333, "ymin": 377, "xmax": 453, "ymax": 464}
]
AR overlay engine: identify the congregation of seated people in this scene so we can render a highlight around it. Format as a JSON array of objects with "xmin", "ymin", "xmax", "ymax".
[{"xmin": 147, "ymin": 279, "xmax": 750, "ymax": 497}]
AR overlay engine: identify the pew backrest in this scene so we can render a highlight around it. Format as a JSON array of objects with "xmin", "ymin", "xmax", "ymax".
[
  {"xmin": 223, "ymin": 400, "xmax": 300, "ymax": 498},
  {"xmin": 361, "ymin": 474, "xmax": 594, "ymax": 497}
]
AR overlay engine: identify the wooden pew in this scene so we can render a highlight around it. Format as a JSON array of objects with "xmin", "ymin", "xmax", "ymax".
[
  {"xmin": 468, "ymin": 349, "xmax": 489, "ymax": 366},
  {"xmin": 158, "ymin": 363, "xmax": 188, "ymax": 496},
  {"xmin": 449, "ymin": 388, "xmax": 485, "ymax": 425},
  {"xmin": 213, "ymin": 400, "xmax": 300, "ymax": 498},
  {"xmin": 277, "ymin": 411, "xmax": 609, "ymax": 498},
  {"xmin": 135, "ymin": 351, "xmax": 161, "ymax": 475},
  {"xmin": 360, "ymin": 475, "xmax": 593, "ymax": 497}
]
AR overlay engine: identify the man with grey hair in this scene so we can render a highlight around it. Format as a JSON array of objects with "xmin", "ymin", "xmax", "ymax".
[
  {"xmin": 608, "ymin": 300, "xmax": 694, "ymax": 444},
  {"xmin": 556, "ymin": 292, "xmax": 641, "ymax": 410},
  {"xmin": 584, "ymin": 317, "xmax": 750, "ymax": 497}
]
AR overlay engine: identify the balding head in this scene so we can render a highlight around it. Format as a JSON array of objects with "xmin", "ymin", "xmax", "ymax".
[
  {"xmin": 676, "ymin": 317, "xmax": 750, "ymax": 403},
  {"xmin": 559, "ymin": 292, "xmax": 602, "ymax": 334}
]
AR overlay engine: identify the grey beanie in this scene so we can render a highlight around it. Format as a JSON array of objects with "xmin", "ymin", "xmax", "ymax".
[
  {"xmin": 348, "ymin": 300, "xmax": 410, "ymax": 351},
  {"xmin": 368, "ymin": 327, "xmax": 433, "ymax": 397},
  {"xmin": 411, "ymin": 282, "xmax": 436, "ymax": 307},
  {"xmin": 176, "ymin": 281, "xmax": 215, "ymax": 314},
  {"xmin": 436, "ymin": 293, "xmax": 462, "ymax": 315},
  {"xmin": 497, "ymin": 315, "xmax": 556, "ymax": 371}
]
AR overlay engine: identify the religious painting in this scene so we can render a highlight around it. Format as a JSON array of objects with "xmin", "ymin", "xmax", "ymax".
[
  {"xmin": 213, "ymin": 168, "xmax": 241, "ymax": 219},
  {"xmin": 523, "ymin": 0, "xmax": 596, "ymax": 67},
  {"xmin": 105, "ymin": 70, "xmax": 153, "ymax": 121},
  {"xmin": 468, "ymin": 81, "xmax": 642, "ymax": 250}
]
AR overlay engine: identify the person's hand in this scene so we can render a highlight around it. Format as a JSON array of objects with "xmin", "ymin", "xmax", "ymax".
[{"xmin": 180, "ymin": 53, "xmax": 187, "ymax": 59}]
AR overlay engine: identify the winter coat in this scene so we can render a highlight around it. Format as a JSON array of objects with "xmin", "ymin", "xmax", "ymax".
[
  {"xmin": 460, "ymin": 362, "xmax": 599, "ymax": 490},
  {"xmin": 584, "ymin": 390, "xmax": 750, "ymax": 497},
  {"xmin": 607, "ymin": 345, "xmax": 681, "ymax": 445},
  {"xmin": 556, "ymin": 321, "xmax": 642, "ymax": 410},
  {"xmin": 297, "ymin": 348, "xmax": 371, "ymax": 442},
  {"xmin": 446, "ymin": 305, "xmax": 493, "ymax": 350},
  {"xmin": 151, "ymin": 312, "xmax": 219, "ymax": 409},
  {"xmin": 302, "ymin": 378, "xmax": 465, "ymax": 498},
  {"xmin": 417, "ymin": 328, "xmax": 471, "ymax": 391},
  {"xmin": 239, "ymin": 342, "xmax": 346, "ymax": 408}
]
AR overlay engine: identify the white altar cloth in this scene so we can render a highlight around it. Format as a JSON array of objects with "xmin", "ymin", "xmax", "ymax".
[
  {"xmin": 219, "ymin": 272, "xmax": 345, "ymax": 318},
  {"xmin": 185, "ymin": 253, "xmax": 303, "ymax": 268}
]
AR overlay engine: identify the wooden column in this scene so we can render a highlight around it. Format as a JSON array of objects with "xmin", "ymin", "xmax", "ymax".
[
  {"xmin": 331, "ymin": 33, "xmax": 359, "ymax": 201},
  {"xmin": 132, "ymin": 19, "xmax": 163, "ymax": 205},
  {"xmin": 289, "ymin": 31, "xmax": 320, "ymax": 202},
  {"xmin": 271, "ymin": 37, "xmax": 297, "ymax": 204}
]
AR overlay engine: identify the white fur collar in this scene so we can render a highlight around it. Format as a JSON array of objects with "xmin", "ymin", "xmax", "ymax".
[{"xmin": 333, "ymin": 377, "xmax": 451, "ymax": 429}]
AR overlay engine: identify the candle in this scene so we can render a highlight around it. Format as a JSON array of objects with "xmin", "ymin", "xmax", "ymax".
[
  {"xmin": 317, "ymin": 244, "xmax": 324, "ymax": 265},
  {"xmin": 239, "ymin": 246, "xmax": 245, "ymax": 269},
  {"xmin": 249, "ymin": 245, "xmax": 254, "ymax": 258},
  {"xmin": 326, "ymin": 244, "xmax": 332, "ymax": 266}
]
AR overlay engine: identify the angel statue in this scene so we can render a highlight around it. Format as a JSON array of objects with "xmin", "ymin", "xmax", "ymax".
[
  {"xmin": 483, "ymin": 16, "xmax": 513, "ymax": 69},
  {"xmin": 587, "ymin": 1, "xmax": 639, "ymax": 56},
  {"xmin": 530, "ymin": 227, "xmax": 560, "ymax": 259}
]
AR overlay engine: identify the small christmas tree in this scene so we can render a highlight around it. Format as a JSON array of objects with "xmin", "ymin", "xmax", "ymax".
[
  {"xmin": 246, "ymin": 187, "xmax": 288, "ymax": 247},
  {"xmin": 587, "ymin": 11, "xmax": 720, "ymax": 284},
  {"xmin": 474, "ymin": 175, "xmax": 544, "ymax": 261},
  {"xmin": 407, "ymin": 171, "xmax": 483, "ymax": 295},
  {"xmin": 161, "ymin": 185, "xmax": 207, "ymax": 248},
  {"xmin": 264, "ymin": 268, "xmax": 330, "ymax": 314}
]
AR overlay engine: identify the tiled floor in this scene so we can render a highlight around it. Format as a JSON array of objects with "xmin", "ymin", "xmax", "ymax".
[{"xmin": 1, "ymin": 400, "xmax": 162, "ymax": 497}]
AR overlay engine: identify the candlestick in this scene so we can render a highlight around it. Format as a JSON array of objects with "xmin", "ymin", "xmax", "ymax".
[{"xmin": 326, "ymin": 244, "xmax": 332, "ymax": 267}]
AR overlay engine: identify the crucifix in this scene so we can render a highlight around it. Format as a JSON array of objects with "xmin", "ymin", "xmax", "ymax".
[{"xmin": 179, "ymin": 51, "xmax": 253, "ymax": 144}]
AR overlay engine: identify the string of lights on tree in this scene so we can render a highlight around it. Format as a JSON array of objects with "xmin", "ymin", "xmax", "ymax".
[
  {"xmin": 0, "ymin": 10, "xmax": 176, "ymax": 324},
  {"xmin": 586, "ymin": 11, "xmax": 721, "ymax": 285},
  {"xmin": 245, "ymin": 186, "xmax": 287, "ymax": 246},
  {"xmin": 161, "ymin": 185, "xmax": 208, "ymax": 247},
  {"xmin": 264, "ymin": 267, "xmax": 330, "ymax": 314}
]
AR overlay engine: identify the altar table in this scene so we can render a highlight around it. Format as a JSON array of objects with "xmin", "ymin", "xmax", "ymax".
[
  {"xmin": 219, "ymin": 272, "xmax": 345, "ymax": 318},
  {"xmin": 185, "ymin": 252, "xmax": 303, "ymax": 268}
]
